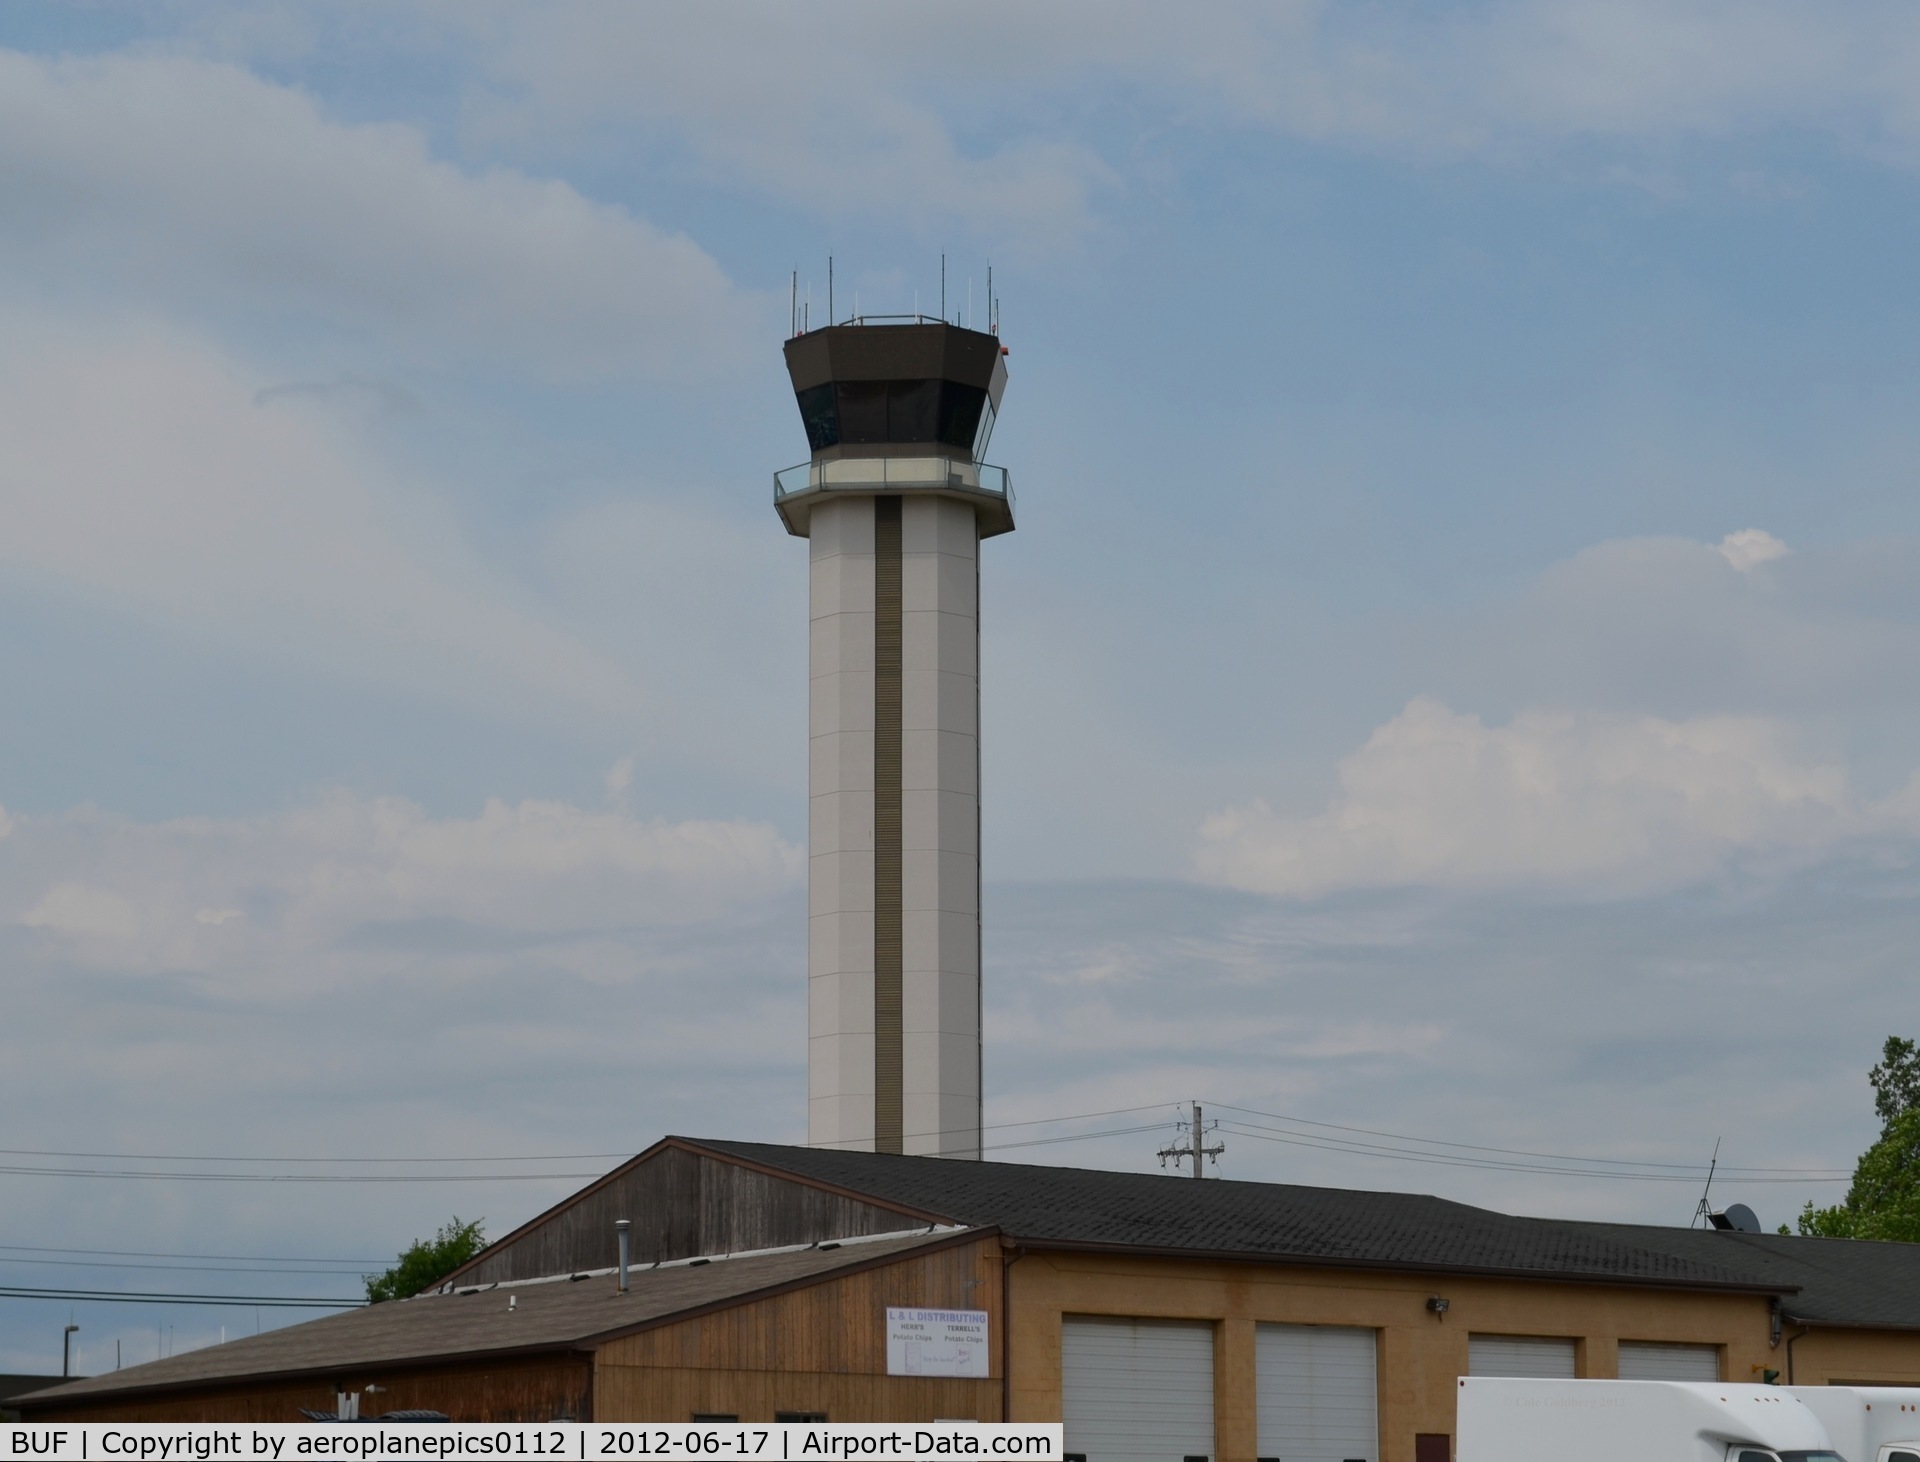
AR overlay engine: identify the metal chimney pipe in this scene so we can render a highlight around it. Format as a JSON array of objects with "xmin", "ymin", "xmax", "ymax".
[{"xmin": 615, "ymin": 1219, "xmax": 631, "ymax": 1293}]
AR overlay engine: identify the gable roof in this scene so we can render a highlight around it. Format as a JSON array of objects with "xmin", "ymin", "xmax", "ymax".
[
  {"xmin": 684, "ymin": 1139, "xmax": 1785, "ymax": 1294},
  {"xmin": 13, "ymin": 1230, "xmax": 965, "ymax": 1411}
]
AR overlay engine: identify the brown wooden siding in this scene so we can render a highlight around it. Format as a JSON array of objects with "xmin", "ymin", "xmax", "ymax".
[
  {"xmin": 593, "ymin": 1368, "xmax": 996, "ymax": 1424},
  {"xmin": 22, "ymin": 1354, "xmax": 590, "ymax": 1424},
  {"xmin": 593, "ymin": 1235, "xmax": 1003, "ymax": 1421},
  {"xmin": 460, "ymin": 1148, "xmax": 925, "ymax": 1284}
]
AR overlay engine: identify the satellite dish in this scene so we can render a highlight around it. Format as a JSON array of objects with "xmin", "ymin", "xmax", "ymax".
[{"xmin": 1721, "ymin": 1203, "xmax": 1763, "ymax": 1233}]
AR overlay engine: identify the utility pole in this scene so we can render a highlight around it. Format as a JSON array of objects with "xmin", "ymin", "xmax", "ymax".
[{"xmin": 1158, "ymin": 1102, "xmax": 1225, "ymax": 1179}]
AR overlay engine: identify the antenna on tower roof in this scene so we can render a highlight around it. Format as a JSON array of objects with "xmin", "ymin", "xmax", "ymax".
[
  {"xmin": 828, "ymin": 256, "xmax": 834, "ymax": 327},
  {"xmin": 941, "ymin": 254, "xmax": 946, "ymax": 323},
  {"xmin": 1692, "ymin": 1136, "xmax": 1722, "ymax": 1228}
]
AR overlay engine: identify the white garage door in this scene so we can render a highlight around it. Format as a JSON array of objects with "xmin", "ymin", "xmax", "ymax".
[
  {"xmin": 1062, "ymin": 1317, "xmax": 1214, "ymax": 1462},
  {"xmin": 1618, "ymin": 1342, "xmax": 1719, "ymax": 1381},
  {"xmin": 1256, "ymin": 1323, "xmax": 1378, "ymax": 1462},
  {"xmin": 1468, "ymin": 1335, "xmax": 1578, "ymax": 1378}
]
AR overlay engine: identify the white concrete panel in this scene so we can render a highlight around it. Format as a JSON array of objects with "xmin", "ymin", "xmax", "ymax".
[
  {"xmin": 808, "ymin": 850, "xmax": 875, "ymax": 916},
  {"xmin": 902, "ymin": 1031, "xmax": 982, "ymax": 1097},
  {"xmin": 901, "ymin": 609, "xmax": 976, "ymax": 678},
  {"xmin": 901, "ymin": 848, "xmax": 978, "ymax": 914},
  {"xmin": 903, "ymin": 965, "xmax": 978, "ymax": 1036},
  {"xmin": 900, "ymin": 496, "xmax": 979, "ymax": 559},
  {"xmin": 902, "ymin": 789, "xmax": 978, "ymax": 855},
  {"xmin": 808, "ymin": 910, "xmax": 875, "ymax": 977},
  {"xmin": 901, "ymin": 907, "xmax": 942, "ymax": 991},
  {"xmin": 809, "ymin": 669, "xmax": 875, "ymax": 737},
  {"xmin": 810, "ymin": 730, "xmax": 875, "ymax": 799},
  {"xmin": 807, "ymin": 1026, "xmax": 845, "ymax": 1097},
  {"xmin": 810, "ymin": 1090, "xmax": 875, "ymax": 1151},
  {"xmin": 902, "ymin": 552, "xmax": 976, "ymax": 617},
  {"xmin": 901, "ymin": 669, "xmax": 977, "ymax": 737},
  {"xmin": 901, "ymin": 729, "xmax": 977, "ymax": 796},
  {"xmin": 805, "ymin": 489, "xmax": 990, "ymax": 1157},
  {"xmin": 934, "ymin": 966, "xmax": 981, "ymax": 1035},
  {"xmin": 807, "ymin": 789, "xmax": 873, "ymax": 856},
  {"xmin": 902, "ymin": 1089, "xmax": 979, "ymax": 1157},
  {"xmin": 809, "ymin": 553, "xmax": 876, "ymax": 619},
  {"xmin": 833, "ymin": 968, "xmax": 879, "ymax": 1037},
  {"xmin": 902, "ymin": 907, "xmax": 978, "ymax": 973},
  {"xmin": 809, "ymin": 611, "xmax": 875, "ymax": 679},
  {"xmin": 936, "ymin": 847, "xmax": 978, "ymax": 915},
  {"xmin": 808, "ymin": 495, "xmax": 875, "ymax": 556}
]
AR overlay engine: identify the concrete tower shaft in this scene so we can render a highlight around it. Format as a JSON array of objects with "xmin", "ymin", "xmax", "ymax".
[{"xmin": 776, "ymin": 321, "xmax": 1012, "ymax": 1159}]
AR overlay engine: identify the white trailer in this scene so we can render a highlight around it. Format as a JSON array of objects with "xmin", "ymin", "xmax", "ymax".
[
  {"xmin": 1458, "ymin": 1378, "xmax": 1840, "ymax": 1462},
  {"xmin": 1788, "ymin": 1387, "xmax": 1920, "ymax": 1462}
]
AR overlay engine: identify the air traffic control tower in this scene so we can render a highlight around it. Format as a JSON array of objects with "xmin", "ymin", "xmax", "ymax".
[{"xmin": 775, "ymin": 317, "xmax": 1011, "ymax": 1159}]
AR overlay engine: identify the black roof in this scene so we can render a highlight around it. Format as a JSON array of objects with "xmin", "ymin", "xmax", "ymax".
[
  {"xmin": 691, "ymin": 1139, "xmax": 1789, "ymax": 1295},
  {"xmin": 1567, "ymin": 1221, "xmax": 1920, "ymax": 1328}
]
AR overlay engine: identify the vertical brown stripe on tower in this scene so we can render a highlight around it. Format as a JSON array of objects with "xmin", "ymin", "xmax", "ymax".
[{"xmin": 872, "ymin": 495, "xmax": 904, "ymax": 1153}]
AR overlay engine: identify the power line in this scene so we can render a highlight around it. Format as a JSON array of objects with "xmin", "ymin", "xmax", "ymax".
[
  {"xmin": 1205, "ymin": 1101, "xmax": 1851, "ymax": 1176},
  {"xmin": 0, "ymin": 1257, "xmax": 381, "ymax": 1277},
  {"xmin": 0, "ymin": 1243, "xmax": 381, "ymax": 1264},
  {"xmin": 0, "ymin": 1166, "xmax": 603, "ymax": 1183},
  {"xmin": 0, "ymin": 1103, "xmax": 1176, "ymax": 1166},
  {"xmin": 987, "ymin": 1122, "xmax": 1170, "ymax": 1153},
  {"xmin": 0, "ymin": 1286, "xmax": 362, "ymax": 1308},
  {"xmin": 1218, "ymin": 1120, "xmax": 1848, "ymax": 1184},
  {"xmin": 0, "ymin": 1146, "xmax": 635, "ymax": 1164}
]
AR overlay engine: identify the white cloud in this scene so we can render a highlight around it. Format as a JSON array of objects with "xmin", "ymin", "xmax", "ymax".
[
  {"xmin": 1195, "ymin": 696, "xmax": 1911, "ymax": 898},
  {"xmin": 0, "ymin": 46, "xmax": 759, "ymax": 379},
  {"xmin": 1716, "ymin": 528, "xmax": 1791, "ymax": 571},
  {"xmin": 2, "ymin": 790, "xmax": 802, "ymax": 976},
  {"xmin": 453, "ymin": 6, "xmax": 1119, "ymax": 253},
  {"xmin": 20, "ymin": 882, "xmax": 143, "ymax": 942},
  {"xmin": 391, "ymin": 0, "xmax": 1920, "ymax": 246},
  {"xmin": 0, "ymin": 315, "xmax": 661, "ymax": 729}
]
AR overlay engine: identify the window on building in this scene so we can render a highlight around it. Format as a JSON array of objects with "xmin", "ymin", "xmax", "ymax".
[
  {"xmin": 690, "ymin": 1415, "xmax": 738, "ymax": 1422},
  {"xmin": 774, "ymin": 1412, "xmax": 827, "ymax": 1422}
]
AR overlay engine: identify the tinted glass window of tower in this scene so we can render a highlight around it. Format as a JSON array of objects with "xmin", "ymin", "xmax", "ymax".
[{"xmin": 797, "ymin": 380, "xmax": 988, "ymax": 451}]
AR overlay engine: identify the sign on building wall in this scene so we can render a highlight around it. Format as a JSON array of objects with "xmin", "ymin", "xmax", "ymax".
[{"xmin": 886, "ymin": 1307, "xmax": 990, "ymax": 1377}]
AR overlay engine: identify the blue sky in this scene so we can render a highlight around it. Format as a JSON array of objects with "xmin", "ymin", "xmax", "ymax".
[{"xmin": 5, "ymin": 0, "xmax": 1920, "ymax": 1374}]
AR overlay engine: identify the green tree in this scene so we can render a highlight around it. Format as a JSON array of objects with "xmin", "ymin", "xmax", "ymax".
[
  {"xmin": 1871, "ymin": 1036, "xmax": 1920, "ymax": 1126},
  {"xmin": 365, "ymin": 1217, "xmax": 486, "ymax": 1303},
  {"xmin": 1797, "ymin": 1038, "xmax": 1920, "ymax": 1241}
]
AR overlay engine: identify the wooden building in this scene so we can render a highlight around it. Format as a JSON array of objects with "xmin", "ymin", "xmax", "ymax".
[{"xmin": 19, "ymin": 1137, "xmax": 1920, "ymax": 1460}]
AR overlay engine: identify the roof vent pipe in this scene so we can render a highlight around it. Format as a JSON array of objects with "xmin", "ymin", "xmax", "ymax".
[{"xmin": 616, "ymin": 1219, "xmax": 631, "ymax": 1293}]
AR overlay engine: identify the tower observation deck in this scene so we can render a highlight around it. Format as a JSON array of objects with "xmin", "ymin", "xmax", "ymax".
[{"xmin": 776, "ymin": 319, "xmax": 1011, "ymax": 1159}]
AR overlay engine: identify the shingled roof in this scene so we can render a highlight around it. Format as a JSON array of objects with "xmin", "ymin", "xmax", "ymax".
[
  {"xmin": 13, "ymin": 1230, "xmax": 960, "ymax": 1410},
  {"xmin": 687, "ymin": 1139, "xmax": 1785, "ymax": 1293},
  {"xmin": 1566, "ymin": 1221, "xmax": 1920, "ymax": 1329}
]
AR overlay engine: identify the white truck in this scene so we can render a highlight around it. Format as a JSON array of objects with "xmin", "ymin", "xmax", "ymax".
[
  {"xmin": 1458, "ymin": 1378, "xmax": 1841, "ymax": 1462},
  {"xmin": 1788, "ymin": 1387, "xmax": 1920, "ymax": 1462}
]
